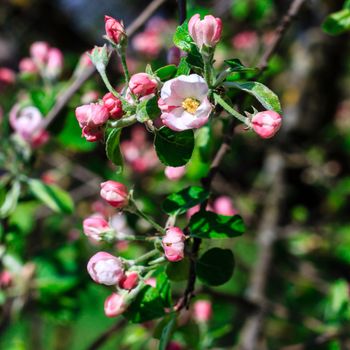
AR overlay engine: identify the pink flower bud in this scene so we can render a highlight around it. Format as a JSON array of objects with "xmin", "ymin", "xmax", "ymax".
[
  {"xmin": 100, "ymin": 181, "xmax": 129, "ymax": 208},
  {"xmin": 145, "ymin": 277, "xmax": 157, "ymax": 288},
  {"xmin": 167, "ymin": 46, "xmax": 181, "ymax": 66},
  {"xmin": 0, "ymin": 271, "xmax": 12, "ymax": 288},
  {"xmin": 81, "ymin": 125, "xmax": 103, "ymax": 142},
  {"xmin": 30, "ymin": 129, "xmax": 50, "ymax": 148},
  {"xmin": 129, "ymin": 73, "xmax": 158, "ymax": 97},
  {"xmin": 213, "ymin": 196, "xmax": 238, "ymax": 216},
  {"xmin": 81, "ymin": 90, "xmax": 100, "ymax": 104},
  {"xmin": 30, "ymin": 41, "xmax": 50, "ymax": 65},
  {"xmin": 162, "ymin": 227, "xmax": 186, "ymax": 262},
  {"xmin": 104, "ymin": 293, "xmax": 127, "ymax": 317},
  {"xmin": 232, "ymin": 31, "xmax": 258, "ymax": 51},
  {"xmin": 132, "ymin": 31, "xmax": 162, "ymax": 58},
  {"xmin": 75, "ymin": 103, "xmax": 109, "ymax": 128},
  {"xmin": 164, "ymin": 166, "xmax": 186, "ymax": 181},
  {"xmin": 19, "ymin": 58, "xmax": 38, "ymax": 74},
  {"xmin": 251, "ymin": 110, "xmax": 282, "ymax": 139},
  {"xmin": 105, "ymin": 16, "xmax": 126, "ymax": 45},
  {"xmin": 193, "ymin": 300, "xmax": 212, "ymax": 322},
  {"xmin": 0, "ymin": 68, "xmax": 15, "ymax": 86},
  {"xmin": 45, "ymin": 48, "xmax": 63, "ymax": 79},
  {"xmin": 87, "ymin": 252, "xmax": 124, "ymax": 285},
  {"xmin": 119, "ymin": 271, "xmax": 139, "ymax": 290},
  {"xmin": 83, "ymin": 215, "xmax": 111, "ymax": 241},
  {"xmin": 188, "ymin": 14, "xmax": 222, "ymax": 49},
  {"xmin": 166, "ymin": 342, "xmax": 183, "ymax": 350},
  {"xmin": 102, "ymin": 92, "xmax": 123, "ymax": 119}
]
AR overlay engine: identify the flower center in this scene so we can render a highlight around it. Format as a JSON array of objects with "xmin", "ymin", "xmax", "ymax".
[{"xmin": 182, "ymin": 98, "xmax": 200, "ymax": 114}]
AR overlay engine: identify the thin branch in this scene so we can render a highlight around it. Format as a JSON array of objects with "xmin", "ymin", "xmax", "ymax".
[
  {"xmin": 258, "ymin": 0, "xmax": 307, "ymax": 71},
  {"xmin": 41, "ymin": 0, "xmax": 167, "ymax": 129},
  {"xmin": 86, "ymin": 319, "xmax": 127, "ymax": 350}
]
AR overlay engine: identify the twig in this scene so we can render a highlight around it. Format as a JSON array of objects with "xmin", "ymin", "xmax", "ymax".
[
  {"xmin": 41, "ymin": 0, "xmax": 167, "ymax": 129},
  {"xmin": 86, "ymin": 319, "xmax": 127, "ymax": 350},
  {"xmin": 258, "ymin": 0, "xmax": 307, "ymax": 71}
]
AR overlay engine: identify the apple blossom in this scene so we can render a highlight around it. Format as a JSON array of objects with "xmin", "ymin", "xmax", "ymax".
[
  {"xmin": 188, "ymin": 14, "xmax": 222, "ymax": 49},
  {"xmin": 119, "ymin": 271, "xmax": 139, "ymax": 290},
  {"xmin": 105, "ymin": 16, "xmax": 126, "ymax": 45},
  {"xmin": 193, "ymin": 300, "xmax": 212, "ymax": 322},
  {"xmin": 129, "ymin": 73, "xmax": 158, "ymax": 97},
  {"xmin": 213, "ymin": 196, "xmax": 238, "ymax": 216},
  {"xmin": 83, "ymin": 215, "xmax": 112, "ymax": 241},
  {"xmin": 104, "ymin": 293, "xmax": 127, "ymax": 317},
  {"xmin": 30, "ymin": 41, "xmax": 50, "ymax": 65},
  {"xmin": 100, "ymin": 181, "xmax": 129, "ymax": 208},
  {"xmin": 232, "ymin": 31, "xmax": 258, "ymax": 51},
  {"xmin": 19, "ymin": 58, "xmax": 38, "ymax": 74},
  {"xmin": 159, "ymin": 74, "xmax": 212, "ymax": 131},
  {"xmin": 0, "ymin": 68, "xmax": 15, "ymax": 86},
  {"xmin": 165, "ymin": 166, "xmax": 186, "ymax": 181},
  {"xmin": 87, "ymin": 252, "xmax": 124, "ymax": 285},
  {"xmin": 162, "ymin": 227, "xmax": 186, "ymax": 262},
  {"xmin": 132, "ymin": 31, "xmax": 163, "ymax": 57},
  {"xmin": 251, "ymin": 110, "xmax": 282, "ymax": 139},
  {"xmin": 45, "ymin": 47, "xmax": 64, "ymax": 79},
  {"xmin": 75, "ymin": 103, "xmax": 109, "ymax": 128},
  {"xmin": 102, "ymin": 92, "xmax": 123, "ymax": 119}
]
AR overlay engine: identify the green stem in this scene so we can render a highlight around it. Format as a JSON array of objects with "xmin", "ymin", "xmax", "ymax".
[
  {"xmin": 127, "ymin": 198, "xmax": 165, "ymax": 234},
  {"xmin": 202, "ymin": 51, "xmax": 214, "ymax": 87},
  {"xmin": 132, "ymin": 249, "xmax": 160, "ymax": 265},
  {"xmin": 213, "ymin": 93, "xmax": 251, "ymax": 126},
  {"xmin": 119, "ymin": 48, "xmax": 130, "ymax": 84},
  {"xmin": 109, "ymin": 114, "xmax": 137, "ymax": 128}
]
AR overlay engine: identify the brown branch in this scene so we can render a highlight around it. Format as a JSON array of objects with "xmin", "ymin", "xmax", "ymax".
[
  {"xmin": 258, "ymin": 0, "xmax": 307, "ymax": 71},
  {"xmin": 86, "ymin": 319, "xmax": 127, "ymax": 350},
  {"xmin": 41, "ymin": 0, "xmax": 167, "ymax": 129}
]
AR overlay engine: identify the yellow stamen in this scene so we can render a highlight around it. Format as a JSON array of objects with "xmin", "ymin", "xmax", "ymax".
[{"xmin": 182, "ymin": 97, "xmax": 200, "ymax": 114}]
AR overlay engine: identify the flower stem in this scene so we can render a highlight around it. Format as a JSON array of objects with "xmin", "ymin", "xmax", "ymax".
[
  {"xmin": 109, "ymin": 114, "xmax": 137, "ymax": 128},
  {"xmin": 213, "ymin": 93, "xmax": 251, "ymax": 126},
  {"xmin": 132, "ymin": 249, "xmax": 160, "ymax": 265},
  {"xmin": 118, "ymin": 48, "xmax": 130, "ymax": 84}
]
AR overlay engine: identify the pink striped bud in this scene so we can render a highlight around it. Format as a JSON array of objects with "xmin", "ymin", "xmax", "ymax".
[
  {"xmin": 45, "ymin": 48, "xmax": 63, "ymax": 79},
  {"xmin": 164, "ymin": 166, "xmax": 186, "ymax": 181},
  {"xmin": 193, "ymin": 300, "xmax": 212, "ymax": 322},
  {"xmin": 30, "ymin": 41, "xmax": 50, "ymax": 65},
  {"xmin": 102, "ymin": 92, "xmax": 123, "ymax": 119},
  {"xmin": 19, "ymin": 58, "xmax": 38, "ymax": 74},
  {"xmin": 83, "ymin": 215, "xmax": 111, "ymax": 241},
  {"xmin": 104, "ymin": 293, "xmax": 127, "ymax": 317},
  {"xmin": 105, "ymin": 16, "xmax": 126, "ymax": 45},
  {"xmin": 129, "ymin": 73, "xmax": 158, "ymax": 97},
  {"xmin": 100, "ymin": 181, "xmax": 128, "ymax": 208},
  {"xmin": 162, "ymin": 227, "xmax": 186, "ymax": 262},
  {"xmin": 119, "ymin": 271, "xmax": 139, "ymax": 290},
  {"xmin": 0, "ymin": 68, "xmax": 15, "ymax": 86},
  {"xmin": 251, "ymin": 110, "xmax": 282, "ymax": 139},
  {"xmin": 87, "ymin": 252, "xmax": 124, "ymax": 285},
  {"xmin": 75, "ymin": 103, "xmax": 109, "ymax": 128},
  {"xmin": 188, "ymin": 14, "xmax": 222, "ymax": 49}
]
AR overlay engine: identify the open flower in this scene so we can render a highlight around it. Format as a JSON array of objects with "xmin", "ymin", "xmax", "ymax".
[{"xmin": 158, "ymin": 74, "xmax": 212, "ymax": 131}]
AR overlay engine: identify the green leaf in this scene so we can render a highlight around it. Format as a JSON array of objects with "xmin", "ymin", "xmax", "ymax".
[
  {"xmin": 345, "ymin": 0, "xmax": 350, "ymax": 10},
  {"xmin": 196, "ymin": 248, "xmax": 235, "ymax": 286},
  {"xmin": 154, "ymin": 127, "xmax": 194, "ymax": 167},
  {"xmin": 229, "ymin": 81, "xmax": 282, "ymax": 113},
  {"xmin": 125, "ymin": 272, "xmax": 171, "ymax": 323},
  {"xmin": 136, "ymin": 95, "xmax": 161, "ymax": 122},
  {"xmin": 28, "ymin": 179, "xmax": 74, "ymax": 214},
  {"xmin": 189, "ymin": 211, "xmax": 245, "ymax": 239},
  {"xmin": 0, "ymin": 181, "xmax": 21, "ymax": 219},
  {"xmin": 176, "ymin": 57, "xmax": 191, "ymax": 76},
  {"xmin": 155, "ymin": 65, "xmax": 177, "ymax": 81},
  {"xmin": 224, "ymin": 59, "xmax": 259, "ymax": 74},
  {"xmin": 166, "ymin": 258, "xmax": 190, "ymax": 281},
  {"xmin": 322, "ymin": 9, "xmax": 350, "ymax": 35},
  {"xmin": 162, "ymin": 186, "xmax": 209, "ymax": 215},
  {"xmin": 159, "ymin": 313, "xmax": 177, "ymax": 350},
  {"xmin": 106, "ymin": 128, "xmax": 123, "ymax": 172},
  {"xmin": 30, "ymin": 88, "xmax": 56, "ymax": 115},
  {"xmin": 173, "ymin": 21, "xmax": 193, "ymax": 52}
]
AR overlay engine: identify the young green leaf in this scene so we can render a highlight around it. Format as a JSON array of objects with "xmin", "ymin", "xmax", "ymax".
[
  {"xmin": 224, "ymin": 59, "xmax": 259, "ymax": 74},
  {"xmin": 189, "ymin": 211, "xmax": 245, "ymax": 239},
  {"xmin": 166, "ymin": 258, "xmax": 190, "ymax": 281},
  {"xmin": 162, "ymin": 186, "xmax": 209, "ymax": 215},
  {"xmin": 196, "ymin": 248, "xmax": 235, "ymax": 286},
  {"xmin": 155, "ymin": 65, "xmax": 177, "ymax": 81},
  {"xmin": 154, "ymin": 127, "xmax": 194, "ymax": 167},
  {"xmin": 322, "ymin": 9, "xmax": 350, "ymax": 36},
  {"xmin": 0, "ymin": 181, "xmax": 21, "ymax": 218},
  {"xmin": 136, "ymin": 95, "xmax": 161, "ymax": 122},
  {"xmin": 28, "ymin": 179, "xmax": 74, "ymax": 214},
  {"xmin": 173, "ymin": 21, "xmax": 192, "ymax": 52},
  {"xmin": 176, "ymin": 57, "xmax": 191, "ymax": 76},
  {"xmin": 227, "ymin": 81, "xmax": 282, "ymax": 113},
  {"xmin": 106, "ymin": 128, "xmax": 123, "ymax": 172},
  {"xmin": 159, "ymin": 313, "xmax": 177, "ymax": 350}
]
